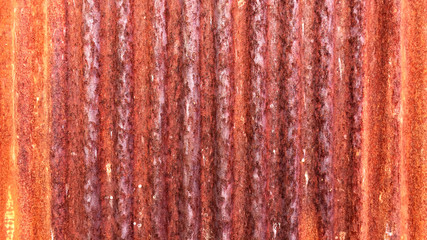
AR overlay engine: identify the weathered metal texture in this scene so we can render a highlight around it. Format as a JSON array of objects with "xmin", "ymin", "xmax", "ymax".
[{"xmin": 0, "ymin": 0, "xmax": 425, "ymax": 239}]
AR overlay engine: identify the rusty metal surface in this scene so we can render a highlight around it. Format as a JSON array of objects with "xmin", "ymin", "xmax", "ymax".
[{"xmin": 0, "ymin": 0, "xmax": 426, "ymax": 239}]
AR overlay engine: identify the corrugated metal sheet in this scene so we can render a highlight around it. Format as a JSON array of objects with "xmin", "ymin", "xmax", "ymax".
[{"xmin": 0, "ymin": 0, "xmax": 425, "ymax": 239}]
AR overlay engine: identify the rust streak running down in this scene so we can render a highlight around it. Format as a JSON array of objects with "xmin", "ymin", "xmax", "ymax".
[{"xmin": 0, "ymin": 0, "xmax": 426, "ymax": 239}]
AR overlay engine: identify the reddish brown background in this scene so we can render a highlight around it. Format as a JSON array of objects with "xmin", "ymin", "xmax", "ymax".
[{"xmin": 0, "ymin": 0, "xmax": 426, "ymax": 239}]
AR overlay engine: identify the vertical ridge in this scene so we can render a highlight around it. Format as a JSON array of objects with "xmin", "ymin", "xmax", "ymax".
[
  {"xmin": 115, "ymin": 0, "xmax": 134, "ymax": 238},
  {"xmin": 30, "ymin": 0, "xmax": 52, "ymax": 236},
  {"xmin": 249, "ymin": 0, "xmax": 267, "ymax": 238},
  {"xmin": 282, "ymin": 0, "xmax": 301, "ymax": 238},
  {"xmin": 214, "ymin": 0, "xmax": 234, "ymax": 238},
  {"xmin": 266, "ymin": 0, "xmax": 286, "ymax": 238},
  {"xmin": 82, "ymin": 0, "xmax": 102, "ymax": 238},
  {"xmin": 182, "ymin": 0, "xmax": 201, "ymax": 238},
  {"xmin": 152, "ymin": 0, "xmax": 168, "ymax": 237}
]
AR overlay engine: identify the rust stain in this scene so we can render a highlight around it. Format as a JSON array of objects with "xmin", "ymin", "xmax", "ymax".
[{"xmin": 0, "ymin": 0, "xmax": 426, "ymax": 239}]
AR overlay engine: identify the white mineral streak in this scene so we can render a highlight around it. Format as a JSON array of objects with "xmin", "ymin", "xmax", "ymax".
[
  {"xmin": 83, "ymin": 0, "xmax": 101, "ymax": 238},
  {"xmin": 286, "ymin": 1, "xmax": 300, "ymax": 239},
  {"xmin": 215, "ymin": 0, "xmax": 233, "ymax": 238},
  {"xmin": 152, "ymin": 0, "xmax": 167, "ymax": 238},
  {"xmin": 183, "ymin": 0, "xmax": 200, "ymax": 238},
  {"xmin": 251, "ymin": 0, "xmax": 267, "ymax": 238},
  {"xmin": 320, "ymin": 0, "xmax": 333, "ymax": 238},
  {"xmin": 153, "ymin": 0, "xmax": 166, "ymax": 166},
  {"xmin": 116, "ymin": 0, "xmax": 132, "ymax": 238}
]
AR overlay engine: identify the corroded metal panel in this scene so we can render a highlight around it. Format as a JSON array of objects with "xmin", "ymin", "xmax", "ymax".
[{"xmin": 0, "ymin": 0, "xmax": 425, "ymax": 239}]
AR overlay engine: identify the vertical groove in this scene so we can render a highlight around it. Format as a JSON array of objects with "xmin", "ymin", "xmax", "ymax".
[
  {"xmin": 362, "ymin": 0, "xmax": 402, "ymax": 238},
  {"xmin": 298, "ymin": 0, "xmax": 334, "ymax": 238},
  {"xmin": 165, "ymin": 0, "xmax": 184, "ymax": 238},
  {"xmin": 231, "ymin": 0, "xmax": 250, "ymax": 238},
  {"xmin": 49, "ymin": 0, "xmax": 68, "ymax": 238},
  {"xmin": 298, "ymin": 0, "xmax": 319, "ymax": 236},
  {"xmin": 214, "ymin": 0, "xmax": 234, "ymax": 238},
  {"xmin": 131, "ymin": 0, "xmax": 153, "ymax": 238},
  {"xmin": 11, "ymin": 1, "xmax": 18, "ymax": 237},
  {"xmin": 200, "ymin": 0, "xmax": 216, "ymax": 238},
  {"xmin": 330, "ymin": 0, "xmax": 364, "ymax": 239},
  {"xmin": 15, "ymin": 0, "xmax": 33, "ymax": 237},
  {"xmin": 299, "ymin": 0, "xmax": 317, "ymax": 236},
  {"xmin": 317, "ymin": 0, "xmax": 333, "ymax": 239},
  {"xmin": 99, "ymin": 0, "xmax": 118, "ymax": 238},
  {"xmin": 349, "ymin": 0, "xmax": 364, "ymax": 238},
  {"xmin": 400, "ymin": 0, "xmax": 427, "ymax": 238},
  {"xmin": 130, "ymin": 5, "xmax": 149, "ymax": 239},
  {"xmin": 182, "ymin": 0, "xmax": 201, "ymax": 238},
  {"xmin": 65, "ymin": 0, "xmax": 86, "ymax": 238},
  {"xmin": 82, "ymin": 0, "xmax": 102, "ymax": 238},
  {"xmin": 331, "ymin": 0, "xmax": 350, "ymax": 238}
]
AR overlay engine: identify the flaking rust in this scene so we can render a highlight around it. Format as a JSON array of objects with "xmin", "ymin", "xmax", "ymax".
[{"xmin": 0, "ymin": 0, "xmax": 425, "ymax": 239}]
